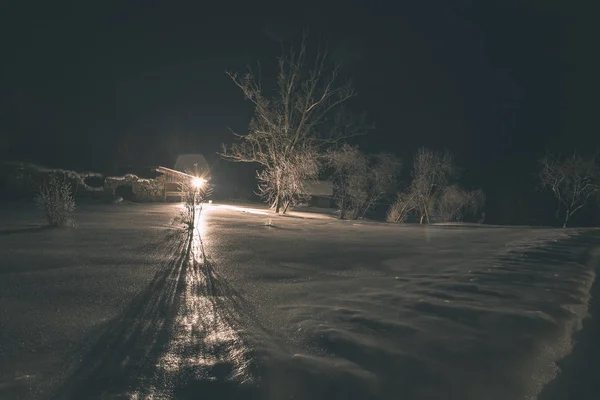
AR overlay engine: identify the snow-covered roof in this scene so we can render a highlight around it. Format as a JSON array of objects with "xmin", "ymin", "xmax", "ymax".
[{"xmin": 154, "ymin": 166, "xmax": 195, "ymax": 180}]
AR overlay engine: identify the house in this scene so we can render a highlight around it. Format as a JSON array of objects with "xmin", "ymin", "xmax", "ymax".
[
  {"xmin": 154, "ymin": 166, "xmax": 197, "ymax": 202},
  {"xmin": 303, "ymin": 180, "xmax": 334, "ymax": 208}
]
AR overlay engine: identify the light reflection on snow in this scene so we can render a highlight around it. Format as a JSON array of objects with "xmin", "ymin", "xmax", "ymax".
[
  {"xmin": 156, "ymin": 208, "xmax": 253, "ymax": 384},
  {"xmin": 49, "ymin": 204, "xmax": 260, "ymax": 399},
  {"xmin": 213, "ymin": 204, "xmax": 269, "ymax": 215}
]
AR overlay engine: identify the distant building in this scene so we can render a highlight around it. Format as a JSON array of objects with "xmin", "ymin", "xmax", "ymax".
[
  {"xmin": 303, "ymin": 180, "xmax": 334, "ymax": 208},
  {"xmin": 155, "ymin": 163, "xmax": 206, "ymax": 202},
  {"xmin": 154, "ymin": 154, "xmax": 210, "ymax": 202}
]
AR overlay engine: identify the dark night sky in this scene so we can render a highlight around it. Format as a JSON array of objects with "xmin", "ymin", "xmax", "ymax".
[{"xmin": 0, "ymin": 1, "xmax": 587, "ymax": 204}]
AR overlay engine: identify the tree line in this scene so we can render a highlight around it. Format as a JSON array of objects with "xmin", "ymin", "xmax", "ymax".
[{"xmin": 221, "ymin": 36, "xmax": 600, "ymax": 227}]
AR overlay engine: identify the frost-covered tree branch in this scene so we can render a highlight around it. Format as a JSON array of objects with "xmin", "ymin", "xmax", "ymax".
[
  {"xmin": 220, "ymin": 35, "xmax": 368, "ymax": 213},
  {"xmin": 539, "ymin": 152, "xmax": 600, "ymax": 227},
  {"xmin": 410, "ymin": 148, "xmax": 457, "ymax": 224},
  {"xmin": 436, "ymin": 186, "xmax": 485, "ymax": 223},
  {"xmin": 387, "ymin": 148, "xmax": 483, "ymax": 224},
  {"xmin": 326, "ymin": 145, "xmax": 400, "ymax": 220}
]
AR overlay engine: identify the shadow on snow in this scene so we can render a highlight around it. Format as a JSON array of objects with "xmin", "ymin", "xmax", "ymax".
[{"xmin": 52, "ymin": 223, "xmax": 265, "ymax": 399}]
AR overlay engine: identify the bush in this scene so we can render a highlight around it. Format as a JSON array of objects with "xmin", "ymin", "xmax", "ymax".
[
  {"xmin": 36, "ymin": 175, "xmax": 76, "ymax": 227},
  {"xmin": 387, "ymin": 192, "xmax": 417, "ymax": 223},
  {"xmin": 83, "ymin": 175, "xmax": 104, "ymax": 189},
  {"xmin": 104, "ymin": 174, "xmax": 166, "ymax": 202},
  {"xmin": 435, "ymin": 186, "xmax": 485, "ymax": 223},
  {"xmin": 327, "ymin": 145, "xmax": 401, "ymax": 220},
  {"xmin": 132, "ymin": 176, "xmax": 166, "ymax": 202}
]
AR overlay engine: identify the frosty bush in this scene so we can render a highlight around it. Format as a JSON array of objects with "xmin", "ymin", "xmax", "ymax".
[
  {"xmin": 132, "ymin": 176, "xmax": 165, "ymax": 202},
  {"xmin": 327, "ymin": 145, "xmax": 401, "ymax": 220},
  {"xmin": 435, "ymin": 186, "xmax": 485, "ymax": 223},
  {"xmin": 104, "ymin": 174, "xmax": 140, "ymax": 196},
  {"xmin": 2, "ymin": 162, "xmax": 103, "ymax": 199},
  {"xmin": 36, "ymin": 175, "xmax": 76, "ymax": 227},
  {"xmin": 386, "ymin": 191, "xmax": 417, "ymax": 223},
  {"xmin": 387, "ymin": 148, "xmax": 484, "ymax": 224},
  {"xmin": 104, "ymin": 174, "xmax": 166, "ymax": 202}
]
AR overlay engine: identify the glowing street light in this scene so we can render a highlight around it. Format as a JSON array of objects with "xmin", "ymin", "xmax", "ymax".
[{"xmin": 192, "ymin": 177, "xmax": 206, "ymax": 189}]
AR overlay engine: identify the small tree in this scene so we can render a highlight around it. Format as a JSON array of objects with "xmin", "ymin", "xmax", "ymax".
[
  {"xmin": 36, "ymin": 175, "xmax": 76, "ymax": 227},
  {"xmin": 436, "ymin": 186, "xmax": 485, "ymax": 223},
  {"xmin": 326, "ymin": 145, "xmax": 368, "ymax": 219},
  {"xmin": 387, "ymin": 148, "xmax": 482, "ymax": 224},
  {"xmin": 411, "ymin": 148, "xmax": 456, "ymax": 224},
  {"xmin": 327, "ymin": 145, "xmax": 400, "ymax": 219},
  {"xmin": 220, "ymin": 35, "xmax": 366, "ymax": 214},
  {"xmin": 539, "ymin": 152, "xmax": 600, "ymax": 228},
  {"xmin": 387, "ymin": 191, "xmax": 418, "ymax": 223},
  {"xmin": 359, "ymin": 153, "xmax": 401, "ymax": 218},
  {"xmin": 174, "ymin": 177, "xmax": 212, "ymax": 230},
  {"xmin": 256, "ymin": 144, "xmax": 319, "ymax": 214}
]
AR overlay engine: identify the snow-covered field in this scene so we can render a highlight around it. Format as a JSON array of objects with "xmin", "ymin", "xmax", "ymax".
[{"xmin": 0, "ymin": 202, "xmax": 598, "ymax": 400}]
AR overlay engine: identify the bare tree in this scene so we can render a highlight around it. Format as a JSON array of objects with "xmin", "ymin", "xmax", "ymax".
[
  {"xmin": 410, "ymin": 148, "xmax": 457, "ymax": 224},
  {"xmin": 220, "ymin": 35, "xmax": 366, "ymax": 213},
  {"xmin": 387, "ymin": 149, "xmax": 482, "ymax": 225},
  {"xmin": 360, "ymin": 153, "xmax": 401, "ymax": 218},
  {"xmin": 436, "ymin": 186, "xmax": 485, "ymax": 223},
  {"xmin": 539, "ymin": 152, "xmax": 600, "ymax": 228},
  {"xmin": 326, "ymin": 144, "xmax": 367, "ymax": 219},
  {"xmin": 327, "ymin": 145, "xmax": 400, "ymax": 219},
  {"xmin": 256, "ymin": 144, "xmax": 320, "ymax": 214}
]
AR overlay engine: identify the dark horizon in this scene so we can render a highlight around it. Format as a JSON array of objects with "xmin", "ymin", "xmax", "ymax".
[{"xmin": 0, "ymin": 1, "xmax": 589, "ymax": 223}]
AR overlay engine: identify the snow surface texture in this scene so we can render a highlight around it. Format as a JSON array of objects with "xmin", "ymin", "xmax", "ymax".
[{"xmin": 0, "ymin": 202, "xmax": 598, "ymax": 400}]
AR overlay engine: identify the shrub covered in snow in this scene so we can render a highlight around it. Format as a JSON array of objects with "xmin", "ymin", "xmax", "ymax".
[
  {"xmin": 326, "ymin": 145, "xmax": 401, "ymax": 220},
  {"xmin": 1, "ymin": 162, "xmax": 103, "ymax": 198},
  {"xmin": 2, "ymin": 162, "xmax": 169, "ymax": 203},
  {"xmin": 132, "ymin": 176, "xmax": 166, "ymax": 202},
  {"xmin": 104, "ymin": 174, "xmax": 166, "ymax": 202},
  {"xmin": 386, "ymin": 148, "xmax": 485, "ymax": 224},
  {"xmin": 386, "ymin": 191, "xmax": 417, "ymax": 223},
  {"xmin": 35, "ymin": 175, "xmax": 76, "ymax": 227},
  {"xmin": 435, "ymin": 186, "xmax": 485, "ymax": 223},
  {"xmin": 104, "ymin": 174, "xmax": 140, "ymax": 193}
]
